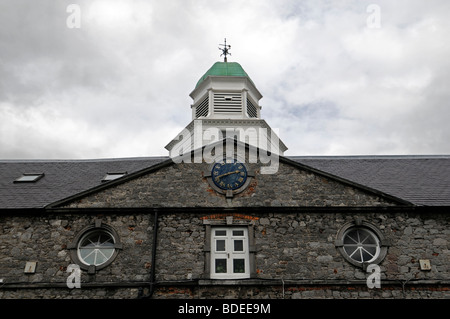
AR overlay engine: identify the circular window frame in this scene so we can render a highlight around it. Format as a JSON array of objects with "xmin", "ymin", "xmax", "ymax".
[
  {"xmin": 77, "ymin": 229, "xmax": 116, "ymax": 267},
  {"xmin": 68, "ymin": 221, "xmax": 122, "ymax": 272},
  {"xmin": 335, "ymin": 219, "xmax": 389, "ymax": 269},
  {"xmin": 342, "ymin": 227, "xmax": 380, "ymax": 264}
]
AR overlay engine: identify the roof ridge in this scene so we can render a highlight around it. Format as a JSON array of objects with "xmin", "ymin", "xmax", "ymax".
[
  {"xmin": 0, "ymin": 156, "xmax": 170, "ymax": 163},
  {"xmin": 288, "ymin": 155, "xmax": 450, "ymax": 159}
]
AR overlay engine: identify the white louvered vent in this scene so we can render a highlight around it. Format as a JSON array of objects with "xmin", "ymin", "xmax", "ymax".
[
  {"xmin": 246, "ymin": 98, "xmax": 258, "ymax": 118},
  {"xmin": 213, "ymin": 93, "xmax": 242, "ymax": 113},
  {"xmin": 195, "ymin": 96, "xmax": 209, "ymax": 118}
]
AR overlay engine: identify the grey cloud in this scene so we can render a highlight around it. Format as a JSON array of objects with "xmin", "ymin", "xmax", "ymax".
[{"xmin": 0, "ymin": 0, "xmax": 449, "ymax": 159}]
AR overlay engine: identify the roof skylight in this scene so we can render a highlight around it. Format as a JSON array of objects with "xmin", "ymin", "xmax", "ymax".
[
  {"xmin": 102, "ymin": 172, "xmax": 127, "ymax": 182},
  {"xmin": 14, "ymin": 173, "xmax": 45, "ymax": 183}
]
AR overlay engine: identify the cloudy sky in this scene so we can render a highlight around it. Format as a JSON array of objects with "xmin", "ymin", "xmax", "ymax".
[{"xmin": 1, "ymin": 0, "xmax": 449, "ymax": 159}]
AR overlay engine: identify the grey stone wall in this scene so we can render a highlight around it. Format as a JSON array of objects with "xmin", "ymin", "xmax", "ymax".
[
  {"xmin": 62, "ymin": 160, "xmax": 398, "ymax": 209},
  {"xmin": 253, "ymin": 211, "xmax": 449, "ymax": 282},
  {"xmin": 156, "ymin": 213, "xmax": 205, "ymax": 281},
  {"xmin": 0, "ymin": 213, "xmax": 153, "ymax": 294},
  {"xmin": 155, "ymin": 211, "xmax": 449, "ymax": 283},
  {"xmin": 0, "ymin": 210, "xmax": 448, "ymax": 299}
]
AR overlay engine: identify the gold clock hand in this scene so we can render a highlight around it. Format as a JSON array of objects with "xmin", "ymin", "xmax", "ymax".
[{"xmin": 215, "ymin": 170, "xmax": 240, "ymax": 179}]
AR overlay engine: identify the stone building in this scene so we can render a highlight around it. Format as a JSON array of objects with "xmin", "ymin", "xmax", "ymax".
[{"xmin": 0, "ymin": 58, "xmax": 449, "ymax": 299}]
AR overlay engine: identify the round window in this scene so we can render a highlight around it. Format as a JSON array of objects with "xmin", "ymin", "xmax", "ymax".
[
  {"xmin": 77, "ymin": 229, "xmax": 116, "ymax": 267},
  {"xmin": 68, "ymin": 222, "xmax": 122, "ymax": 272},
  {"xmin": 342, "ymin": 227, "xmax": 380, "ymax": 264}
]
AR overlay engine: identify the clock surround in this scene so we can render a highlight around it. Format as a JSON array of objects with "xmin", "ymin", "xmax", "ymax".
[{"xmin": 205, "ymin": 157, "xmax": 253, "ymax": 197}]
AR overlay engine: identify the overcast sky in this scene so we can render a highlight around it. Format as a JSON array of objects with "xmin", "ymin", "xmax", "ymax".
[{"xmin": 1, "ymin": 0, "xmax": 449, "ymax": 159}]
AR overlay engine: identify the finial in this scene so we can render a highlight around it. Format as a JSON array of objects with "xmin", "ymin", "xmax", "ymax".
[{"xmin": 219, "ymin": 38, "xmax": 231, "ymax": 62}]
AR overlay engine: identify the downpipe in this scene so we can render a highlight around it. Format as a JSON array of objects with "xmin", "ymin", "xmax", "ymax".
[{"xmin": 139, "ymin": 209, "xmax": 158, "ymax": 299}]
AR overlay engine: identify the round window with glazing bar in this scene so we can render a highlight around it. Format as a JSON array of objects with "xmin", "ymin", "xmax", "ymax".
[
  {"xmin": 68, "ymin": 221, "xmax": 122, "ymax": 272},
  {"xmin": 77, "ymin": 229, "xmax": 116, "ymax": 267},
  {"xmin": 335, "ymin": 219, "xmax": 389, "ymax": 268},
  {"xmin": 342, "ymin": 227, "xmax": 380, "ymax": 264}
]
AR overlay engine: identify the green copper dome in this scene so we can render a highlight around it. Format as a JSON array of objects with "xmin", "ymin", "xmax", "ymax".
[{"xmin": 195, "ymin": 62, "xmax": 255, "ymax": 88}]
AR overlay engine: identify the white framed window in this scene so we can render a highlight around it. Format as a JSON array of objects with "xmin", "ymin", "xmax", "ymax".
[
  {"xmin": 342, "ymin": 227, "xmax": 380, "ymax": 264},
  {"xmin": 77, "ymin": 229, "xmax": 116, "ymax": 267},
  {"xmin": 68, "ymin": 220, "xmax": 122, "ymax": 273},
  {"xmin": 335, "ymin": 219, "xmax": 390, "ymax": 269},
  {"xmin": 210, "ymin": 227, "xmax": 250, "ymax": 279}
]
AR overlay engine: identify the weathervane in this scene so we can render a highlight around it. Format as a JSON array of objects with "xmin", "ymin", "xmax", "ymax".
[{"xmin": 219, "ymin": 38, "xmax": 231, "ymax": 62}]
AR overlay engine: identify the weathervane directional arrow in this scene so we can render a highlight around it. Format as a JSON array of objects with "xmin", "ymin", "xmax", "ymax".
[{"xmin": 219, "ymin": 38, "xmax": 231, "ymax": 62}]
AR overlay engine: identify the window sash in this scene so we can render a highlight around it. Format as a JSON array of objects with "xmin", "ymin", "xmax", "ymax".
[{"xmin": 210, "ymin": 227, "xmax": 250, "ymax": 279}]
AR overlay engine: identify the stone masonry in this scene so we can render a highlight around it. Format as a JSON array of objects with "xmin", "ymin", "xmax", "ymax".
[
  {"xmin": 63, "ymin": 159, "xmax": 398, "ymax": 209},
  {"xmin": 0, "ymin": 158, "xmax": 448, "ymax": 299},
  {"xmin": 0, "ymin": 210, "xmax": 448, "ymax": 299}
]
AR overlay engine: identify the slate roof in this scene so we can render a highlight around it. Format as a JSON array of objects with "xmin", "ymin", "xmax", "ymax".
[
  {"xmin": 0, "ymin": 157, "xmax": 168, "ymax": 209},
  {"xmin": 290, "ymin": 155, "xmax": 450, "ymax": 207},
  {"xmin": 0, "ymin": 155, "xmax": 449, "ymax": 209}
]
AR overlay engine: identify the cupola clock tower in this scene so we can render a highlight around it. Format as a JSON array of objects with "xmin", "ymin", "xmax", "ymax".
[{"xmin": 165, "ymin": 40, "xmax": 287, "ymax": 157}]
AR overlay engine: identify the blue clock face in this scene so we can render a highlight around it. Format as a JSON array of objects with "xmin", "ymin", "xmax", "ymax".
[{"xmin": 212, "ymin": 159, "xmax": 248, "ymax": 190}]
